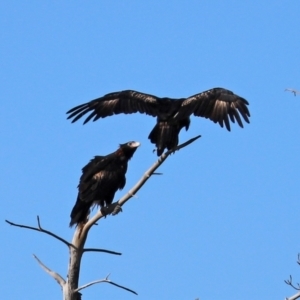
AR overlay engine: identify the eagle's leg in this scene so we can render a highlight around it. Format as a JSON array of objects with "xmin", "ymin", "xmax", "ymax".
[
  {"xmin": 112, "ymin": 204, "xmax": 122, "ymax": 215},
  {"xmin": 100, "ymin": 203, "xmax": 122, "ymax": 217}
]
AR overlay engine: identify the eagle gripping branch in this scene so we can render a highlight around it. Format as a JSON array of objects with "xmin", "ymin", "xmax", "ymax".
[{"xmin": 81, "ymin": 135, "xmax": 201, "ymax": 233}]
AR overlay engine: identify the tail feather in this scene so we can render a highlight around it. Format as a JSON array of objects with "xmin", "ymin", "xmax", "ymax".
[
  {"xmin": 69, "ymin": 197, "xmax": 91, "ymax": 227},
  {"xmin": 148, "ymin": 122, "xmax": 179, "ymax": 156}
]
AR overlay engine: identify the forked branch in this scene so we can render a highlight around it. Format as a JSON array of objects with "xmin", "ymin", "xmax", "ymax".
[
  {"xmin": 5, "ymin": 216, "xmax": 73, "ymax": 248},
  {"xmin": 285, "ymin": 254, "xmax": 300, "ymax": 300},
  {"xmin": 75, "ymin": 273, "xmax": 137, "ymax": 295},
  {"xmin": 285, "ymin": 275, "xmax": 300, "ymax": 291},
  {"xmin": 5, "ymin": 217, "xmax": 121, "ymax": 255}
]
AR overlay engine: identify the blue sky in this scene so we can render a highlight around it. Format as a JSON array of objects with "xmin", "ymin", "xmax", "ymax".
[{"xmin": 1, "ymin": 1, "xmax": 300, "ymax": 299}]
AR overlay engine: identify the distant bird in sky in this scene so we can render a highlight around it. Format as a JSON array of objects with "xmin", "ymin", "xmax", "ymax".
[
  {"xmin": 69, "ymin": 141, "xmax": 140, "ymax": 227},
  {"xmin": 67, "ymin": 88, "xmax": 250, "ymax": 156},
  {"xmin": 285, "ymin": 88, "xmax": 299, "ymax": 96}
]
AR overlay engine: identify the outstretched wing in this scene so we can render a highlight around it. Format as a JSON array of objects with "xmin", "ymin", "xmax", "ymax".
[
  {"xmin": 67, "ymin": 90, "xmax": 160, "ymax": 124},
  {"xmin": 177, "ymin": 88, "xmax": 250, "ymax": 131}
]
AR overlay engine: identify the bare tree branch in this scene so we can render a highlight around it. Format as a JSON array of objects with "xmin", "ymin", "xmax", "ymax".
[
  {"xmin": 286, "ymin": 292, "xmax": 300, "ymax": 300},
  {"xmin": 33, "ymin": 254, "xmax": 66, "ymax": 287},
  {"xmin": 107, "ymin": 281, "xmax": 138, "ymax": 295},
  {"xmin": 75, "ymin": 273, "xmax": 137, "ymax": 295},
  {"xmin": 286, "ymin": 275, "xmax": 300, "ymax": 291},
  {"xmin": 285, "ymin": 88, "xmax": 300, "ymax": 96},
  {"xmin": 116, "ymin": 135, "xmax": 202, "ymax": 208},
  {"xmin": 81, "ymin": 135, "xmax": 201, "ymax": 237},
  {"xmin": 5, "ymin": 216, "xmax": 75, "ymax": 249},
  {"xmin": 6, "ymin": 217, "xmax": 122, "ymax": 258},
  {"xmin": 285, "ymin": 254, "xmax": 300, "ymax": 300},
  {"xmin": 83, "ymin": 248, "xmax": 121, "ymax": 255},
  {"xmin": 75, "ymin": 279, "xmax": 107, "ymax": 292}
]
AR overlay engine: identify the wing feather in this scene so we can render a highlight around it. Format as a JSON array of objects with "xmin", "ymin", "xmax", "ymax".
[
  {"xmin": 231, "ymin": 103, "xmax": 244, "ymax": 128},
  {"xmin": 228, "ymin": 105, "xmax": 236, "ymax": 123},
  {"xmin": 67, "ymin": 90, "xmax": 160, "ymax": 124},
  {"xmin": 84, "ymin": 110, "xmax": 98, "ymax": 123},
  {"xmin": 222, "ymin": 103, "xmax": 231, "ymax": 130},
  {"xmin": 80, "ymin": 155, "xmax": 111, "ymax": 183},
  {"xmin": 177, "ymin": 88, "xmax": 250, "ymax": 131}
]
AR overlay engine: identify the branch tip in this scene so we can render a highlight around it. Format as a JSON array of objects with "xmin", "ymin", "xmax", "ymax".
[
  {"xmin": 33, "ymin": 254, "xmax": 65, "ymax": 287},
  {"xmin": 37, "ymin": 215, "xmax": 42, "ymax": 229}
]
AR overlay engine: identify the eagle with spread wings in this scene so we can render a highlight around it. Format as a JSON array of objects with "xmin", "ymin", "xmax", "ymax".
[{"xmin": 67, "ymin": 88, "xmax": 250, "ymax": 155}]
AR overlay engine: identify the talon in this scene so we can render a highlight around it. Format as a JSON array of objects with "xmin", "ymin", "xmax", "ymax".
[
  {"xmin": 100, "ymin": 206, "xmax": 109, "ymax": 217},
  {"xmin": 112, "ymin": 204, "xmax": 122, "ymax": 216}
]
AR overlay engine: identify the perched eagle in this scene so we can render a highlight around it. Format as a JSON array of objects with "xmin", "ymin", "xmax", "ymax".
[
  {"xmin": 67, "ymin": 88, "xmax": 250, "ymax": 156},
  {"xmin": 69, "ymin": 141, "xmax": 140, "ymax": 227}
]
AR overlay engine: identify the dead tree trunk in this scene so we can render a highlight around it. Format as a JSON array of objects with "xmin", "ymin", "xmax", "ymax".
[{"xmin": 6, "ymin": 136, "xmax": 200, "ymax": 299}]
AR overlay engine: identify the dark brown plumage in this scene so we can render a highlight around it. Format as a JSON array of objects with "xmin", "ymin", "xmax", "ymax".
[
  {"xmin": 67, "ymin": 88, "xmax": 250, "ymax": 155},
  {"xmin": 69, "ymin": 141, "xmax": 140, "ymax": 227}
]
